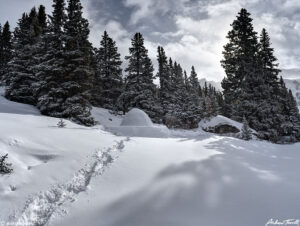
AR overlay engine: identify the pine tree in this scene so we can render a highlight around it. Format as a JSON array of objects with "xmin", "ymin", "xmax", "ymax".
[
  {"xmin": 0, "ymin": 154, "xmax": 13, "ymax": 174},
  {"xmin": 169, "ymin": 62, "xmax": 187, "ymax": 128},
  {"xmin": 221, "ymin": 8, "xmax": 259, "ymax": 119},
  {"xmin": 38, "ymin": 5, "xmax": 47, "ymax": 32},
  {"xmin": 119, "ymin": 32, "xmax": 160, "ymax": 122},
  {"xmin": 36, "ymin": 0, "xmax": 67, "ymax": 117},
  {"xmin": 0, "ymin": 22, "xmax": 12, "ymax": 82},
  {"xmin": 92, "ymin": 31, "xmax": 123, "ymax": 110},
  {"xmin": 241, "ymin": 116, "xmax": 252, "ymax": 140},
  {"xmin": 0, "ymin": 23, "xmax": 3, "ymax": 82},
  {"xmin": 5, "ymin": 12, "xmax": 37, "ymax": 104},
  {"xmin": 202, "ymin": 84, "xmax": 219, "ymax": 118},
  {"xmin": 57, "ymin": 118, "xmax": 66, "ymax": 128},
  {"xmin": 186, "ymin": 66, "xmax": 202, "ymax": 128},
  {"xmin": 157, "ymin": 46, "xmax": 172, "ymax": 119},
  {"xmin": 59, "ymin": 0, "xmax": 95, "ymax": 126},
  {"xmin": 222, "ymin": 8, "xmax": 300, "ymax": 142}
]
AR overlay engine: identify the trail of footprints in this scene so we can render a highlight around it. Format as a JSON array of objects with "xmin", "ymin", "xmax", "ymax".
[{"xmin": 10, "ymin": 138, "xmax": 128, "ymax": 226}]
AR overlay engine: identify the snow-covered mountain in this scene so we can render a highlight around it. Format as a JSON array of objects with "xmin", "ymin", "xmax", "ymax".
[
  {"xmin": 199, "ymin": 78, "xmax": 222, "ymax": 91},
  {"xmin": 284, "ymin": 79, "xmax": 300, "ymax": 108}
]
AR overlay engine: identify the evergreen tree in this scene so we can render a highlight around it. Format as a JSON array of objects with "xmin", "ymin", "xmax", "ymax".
[
  {"xmin": 241, "ymin": 116, "xmax": 252, "ymax": 140},
  {"xmin": 203, "ymin": 84, "xmax": 219, "ymax": 118},
  {"xmin": 119, "ymin": 32, "xmax": 160, "ymax": 122},
  {"xmin": 221, "ymin": 8, "xmax": 259, "ymax": 119},
  {"xmin": 169, "ymin": 62, "xmax": 187, "ymax": 128},
  {"xmin": 186, "ymin": 66, "xmax": 202, "ymax": 128},
  {"xmin": 36, "ymin": 0, "xmax": 67, "ymax": 117},
  {"xmin": 0, "ymin": 23, "xmax": 3, "ymax": 81},
  {"xmin": 0, "ymin": 22, "xmax": 12, "ymax": 82},
  {"xmin": 61, "ymin": 0, "xmax": 95, "ymax": 126},
  {"xmin": 221, "ymin": 8, "xmax": 300, "ymax": 142},
  {"xmin": 157, "ymin": 46, "xmax": 172, "ymax": 119},
  {"xmin": 0, "ymin": 154, "xmax": 13, "ymax": 174},
  {"xmin": 5, "ymin": 12, "xmax": 37, "ymax": 104},
  {"xmin": 38, "ymin": 5, "xmax": 47, "ymax": 33},
  {"xmin": 57, "ymin": 118, "xmax": 67, "ymax": 128},
  {"xmin": 92, "ymin": 31, "xmax": 123, "ymax": 110}
]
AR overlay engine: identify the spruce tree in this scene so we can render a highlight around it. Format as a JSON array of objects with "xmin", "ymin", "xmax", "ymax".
[
  {"xmin": 222, "ymin": 8, "xmax": 300, "ymax": 142},
  {"xmin": 119, "ymin": 32, "xmax": 160, "ymax": 122},
  {"xmin": 61, "ymin": 0, "xmax": 95, "ymax": 126},
  {"xmin": 0, "ymin": 23, "xmax": 2, "ymax": 80},
  {"xmin": 221, "ymin": 8, "xmax": 259, "ymax": 119},
  {"xmin": 36, "ymin": 0, "xmax": 67, "ymax": 117},
  {"xmin": 5, "ymin": 12, "xmax": 37, "ymax": 104},
  {"xmin": 92, "ymin": 31, "xmax": 123, "ymax": 110},
  {"xmin": 38, "ymin": 5, "xmax": 47, "ymax": 33},
  {"xmin": 169, "ymin": 62, "xmax": 187, "ymax": 128},
  {"xmin": 157, "ymin": 46, "xmax": 172, "ymax": 119},
  {"xmin": 241, "ymin": 116, "xmax": 252, "ymax": 140},
  {"xmin": 1, "ymin": 22, "xmax": 12, "ymax": 82},
  {"xmin": 186, "ymin": 66, "xmax": 202, "ymax": 128},
  {"xmin": 0, "ymin": 154, "xmax": 13, "ymax": 174}
]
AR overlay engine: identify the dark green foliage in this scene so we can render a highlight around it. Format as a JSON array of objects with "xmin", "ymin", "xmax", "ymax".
[
  {"xmin": 241, "ymin": 116, "xmax": 252, "ymax": 140},
  {"xmin": 157, "ymin": 46, "xmax": 172, "ymax": 119},
  {"xmin": 118, "ymin": 32, "xmax": 161, "ymax": 122},
  {"xmin": 185, "ymin": 66, "xmax": 202, "ymax": 128},
  {"xmin": 92, "ymin": 31, "xmax": 123, "ymax": 110},
  {"xmin": 57, "ymin": 118, "xmax": 67, "ymax": 128},
  {"xmin": 5, "ymin": 12, "xmax": 37, "ymax": 105},
  {"xmin": 221, "ymin": 8, "xmax": 300, "ymax": 142},
  {"xmin": 0, "ymin": 21, "xmax": 12, "ymax": 82},
  {"xmin": 60, "ymin": 0, "xmax": 95, "ymax": 126},
  {"xmin": 36, "ymin": 0, "xmax": 67, "ymax": 117},
  {"xmin": 37, "ymin": 0, "xmax": 94, "ymax": 126},
  {"xmin": 38, "ymin": 5, "xmax": 47, "ymax": 33},
  {"xmin": 0, "ymin": 154, "xmax": 13, "ymax": 174},
  {"xmin": 221, "ymin": 8, "xmax": 259, "ymax": 120}
]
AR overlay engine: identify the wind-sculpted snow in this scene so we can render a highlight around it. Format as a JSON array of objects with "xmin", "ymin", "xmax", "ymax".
[{"xmin": 10, "ymin": 139, "xmax": 128, "ymax": 226}]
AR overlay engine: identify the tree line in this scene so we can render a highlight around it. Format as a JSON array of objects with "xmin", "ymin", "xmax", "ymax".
[
  {"xmin": 221, "ymin": 8, "xmax": 300, "ymax": 142},
  {"xmin": 0, "ymin": 1, "xmax": 299, "ymax": 142}
]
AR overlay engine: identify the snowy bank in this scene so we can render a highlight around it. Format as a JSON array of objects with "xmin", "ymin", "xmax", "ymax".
[
  {"xmin": 199, "ymin": 115, "xmax": 256, "ymax": 135},
  {"xmin": 107, "ymin": 108, "xmax": 170, "ymax": 138}
]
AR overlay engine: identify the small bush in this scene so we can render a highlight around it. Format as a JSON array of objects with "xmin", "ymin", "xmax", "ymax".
[
  {"xmin": 57, "ymin": 118, "xmax": 66, "ymax": 128},
  {"xmin": 241, "ymin": 116, "xmax": 252, "ymax": 140},
  {"xmin": 0, "ymin": 154, "xmax": 13, "ymax": 174}
]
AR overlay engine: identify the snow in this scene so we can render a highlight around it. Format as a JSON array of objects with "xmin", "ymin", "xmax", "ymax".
[
  {"xmin": 1, "ymin": 87, "xmax": 300, "ymax": 226},
  {"xmin": 199, "ymin": 115, "xmax": 243, "ymax": 131},
  {"xmin": 91, "ymin": 107, "xmax": 122, "ymax": 127},
  {"xmin": 121, "ymin": 108, "xmax": 153, "ymax": 126},
  {"xmin": 0, "ymin": 86, "xmax": 40, "ymax": 116},
  {"xmin": 106, "ymin": 108, "xmax": 170, "ymax": 138}
]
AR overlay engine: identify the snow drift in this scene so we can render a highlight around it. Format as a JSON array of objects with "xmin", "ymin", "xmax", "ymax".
[
  {"xmin": 199, "ymin": 115, "xmax": 242, "ymax": 132},
  {"xmin": 121, "ymin": 108, "xmax": 153, "ymax": 126},
  {"xmin": 199, "ymin": 115, "xmax": 256, "ymax": 135},
  {"xmin": 107, "ymin": 108, "xmax": 170, "ymax": 138}
]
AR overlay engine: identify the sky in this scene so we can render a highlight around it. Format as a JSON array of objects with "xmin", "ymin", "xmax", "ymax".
[{"xmin": 1, "ymin": 0, "xmax": 300, "ymax": 81}]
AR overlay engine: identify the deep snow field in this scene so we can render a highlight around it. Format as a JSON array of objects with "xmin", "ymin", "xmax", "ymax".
[{"xmin": 1, "ymin": 87, "xmax": 300, "ymax": 226}]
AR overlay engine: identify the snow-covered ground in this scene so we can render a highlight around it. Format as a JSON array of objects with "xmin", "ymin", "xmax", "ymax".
[{"xmin": 1, "ymin": 88, "xmax": 300, "ymax": 226}]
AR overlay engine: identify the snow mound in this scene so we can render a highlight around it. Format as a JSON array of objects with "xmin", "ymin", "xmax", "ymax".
[
  {"xmin": 121, "ymin": 108, "xmax": 153, "ymax": 127},
  {"xmin": 199, "ymin": 115, "xmax": 243, "ymax": 133},
  {"xmin": 108, "ymin": 108, "xmax": 169, "ymax": 138},
  {"xmin": 91, "ymin": 107, "xmax": 122, "ymax": 127}
]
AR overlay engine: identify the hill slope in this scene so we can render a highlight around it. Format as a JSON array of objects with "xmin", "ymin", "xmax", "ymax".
[{"xmin": 0, "ymin": 88, "xmax": 300, "ymax": 226}]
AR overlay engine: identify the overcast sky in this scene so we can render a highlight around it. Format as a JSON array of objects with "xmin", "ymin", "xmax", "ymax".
[{"xmin": 1, "ymin": 0, "xmax": 300, "ymax": 81}]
